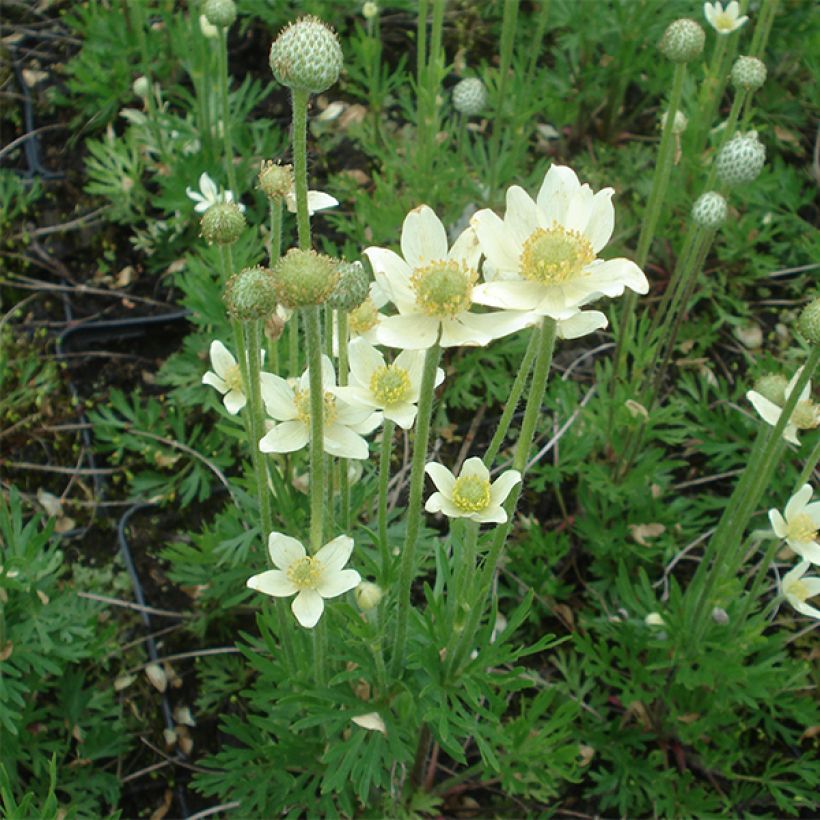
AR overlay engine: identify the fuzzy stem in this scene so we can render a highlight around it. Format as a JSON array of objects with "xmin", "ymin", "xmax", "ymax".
[
  {"xmin": 794, "ymin": 437, "xmax": 820, "ymax": 491},
  {"xmin": 338, "ymin": 312, "xmax": 351, "ymax": 529},
  {"xmin": 217, "ymin": 27, "xmax": 237, "ymax": 193},
  {"xmin": 304, "ymin": 307, "xmax": 326, "ymax": 552},
  {"xmin": 378, "ymin": 419, "xmax": 396, "ymax": 582},
  {"xmin": 291, "ymin": 89, "xmax": 311, "ymax": 251}
]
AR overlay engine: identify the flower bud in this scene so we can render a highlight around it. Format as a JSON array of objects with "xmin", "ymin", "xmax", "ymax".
[
  {"xmin": 199, "ymin": 14, "xmax": 219, "ymax": 39},
  {"xmin": 691, "ymin": 191, "xmax": 727, "ymax": 228},
  {"xmin": 715, "ymin": 131, "xmax": 766, "ymax": 186},
  {"xmin": 200, "ymin": 202, "xmax": 246, "ymax": 245},
  {"xmin": 644, "ymin": 612, "xmax": 665, "ymax": 627},
  {"xmin": 203, "ymin": 0, "xmax": 237, "ymax": 28},
  {"xmin": 224, "ymin": 266, "xmax": 279, "ymax": 321},
  {"xmin": 753, "ymin": 373, "xmax": 788, "ymax": 406},
  {"xmin": 258, "ymin": 161, "xmax": 294, "ymax": 201},
  {"xmin": 264, "ymin": 313, "xmax": 287, "ymax": 342},
  {"xmin": 269, "ymin": 16, "xmax": 343, "ymax": 94},
  {"xmin": 731, "ymin": 56, "xmax": 767, "ymax": 92},
  {"xmin": 797, "ymin": 297, "xmax": 820, "ymax": 345},
  {"xmin": 362, "ymin": 2, "xmax": 379, "ymax": 20},
  {"xmin": 355, "ymin": 582, "xmax": 383, "ymax": 611},
  {"xmin": 272, "ymin": 248, "xmax": 339, "ymax": 308},
  {"xmin": 452, "ymin": 77, "xmax": 488, "ymax": 117},
  {"xmin": 132, "ymin": 76, "xmax": 150, "ymax": 99},
  {"xmin": 661, "ymin": 109, "xmax": 688, "ymax": 134},
  {"xmin": 659, "ymin": 19, "xmax": 705, "ymax": 63},
  {"xmin": 711, "ymin": 606, "xmax": 729, "ymax": 625},
  {"xmin": 327, "ymin": 261, "xmax": 370, "ymax": 311}
]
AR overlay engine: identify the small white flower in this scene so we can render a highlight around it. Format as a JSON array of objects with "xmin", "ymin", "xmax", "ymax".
[
  {"xmin": 746, "ymin": 367, "xmax": 819, "ymax": 446},
  {"xmin": 259, "ymin": 355, "xmax": 381, "ymax": 459},
  {"xmin": 202, "ymin": 340, "xmax": 270, "ymax": 415},
  {"xmin": 365, "ymin": 205, "xmax": 532, "ymax": 349},
  {"xmin": 704, "ymin": 1, "xmax": 749, "ymax": 34},
  {"xmin": 471, "ymin": 165, "xmax": 649, "ymax": 320},
  {"xmin": 425, "ymin": 457, "xmax": 521, "ymax": 524},
  {"xmin": 781, "ymin": 561, "xmax": 820, "ymax": 621},
  {"xmin": 186, "ymin": 172, "xmax": 245, "ymax": 213},
  {"xmin": 247, "ymin": 533, "xmax": 361, "ymax": 628},
  {"xmin": 332, "ymin": 338, "xmax": 444, "ymax": 429},
  {"xmin": 285, "ymin": 188, "xmax": 339, "ymax": 216},
  {"xmin": 769, "ymin": 485, "xmax": 820, "ymax": 565}
]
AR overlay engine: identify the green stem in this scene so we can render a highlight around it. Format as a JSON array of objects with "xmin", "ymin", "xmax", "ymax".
[
  {"xmin": 338, "ymin": 312, "xmax": 351, "ymax": 530},
  {"xmin": 378, "ymin": 419, "xmax": 396, "ymax": 582},
  {"xmin": 217, "ymin": 27, "xmax": 237, "ymax": 193},
  {"xmin": 524, "ymin": 0, "xmax": 551, "ymax": 87},
  {"xmin": 291, "ymin": 89, "xmax": 311, "ymax": 251},
  {"xmin": 267, "ymin": 198, "xmax": 283, "ymax": 267},
  {"xmin": 703, "ymin": 89, "xmax": 747, "ymax": 191},
  {"xmin": 749, "ymin": 0, "xmax": 779, "ymax": 59},
  {"xmin": 304, "ymin": 307, "xmax": 326, "ymax": 552},
  {"xmin": 389, "ymin": 344, "xmax": 442, "ymax": 678},
  {"xmin": 288, "ymin": 311, "xmax": 300, "ymax": 377},
  {"xmin": 794, "ymin": 437, "xmax": 820, "ymax": 491}
]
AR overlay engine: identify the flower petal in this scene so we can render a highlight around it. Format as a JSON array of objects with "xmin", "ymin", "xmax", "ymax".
[
  {"xmin": 316, "ymin": 568, "xmax": 361, "ymax": 598},
  {"xmin": 470, "ymin": 505, "xmax": 508, "ymax": 524},
  {"xmin": 324, "ymin": 423, "xmax": 370, "ymax": 459},
  {"xmin": 747, "ymin": 391, "xmax": 782, "ymax": 427},
  {"xmin": 385, "ymin": 402, "xmax": 417, "ymax": 429},
  {"xmin": 504, "ymin": 186, "xmax": 540, "ymax": 247},
  {"xmin": 448, "ymin": 225, "xmax": 482, "ymax": 270},
  {"xmin": 202, "ymin": 371, "xmax": 228, "ymax": 394},
  {"xmin": 425, "ymin": 462, "xmax": 456, "ymax": 495},
  {"xmin": 209, "ymin": 340, "xmax": 236, "ymax": 379},
  {"xmin": 584, "ymin": 187, "xmax": 615, "ymax": 252},
  {"xmin": 401, "ymin": 205, "xmax": 448, "ymax": 269},
  {"xmin": 260, "ymin": 374, "xmax": 297, "ymax": 420},
  {"xmin": 268, "ymin": 532, "xmax": 306, "ymax": 570},
  {"xmin": 292, "ymin": 589, "xmax": 324, "ymax": 628},
  {"xmin": 768, "ymin": 509, "xmax": 787, "ymax": 539},
  {"xmin": 246, "ymin": 569, "xmax": 298, "ymax": 597},
  {"xmin": 489, "ymin": 469, "xmax": 522, "ymax": 506},
  {"xmin": 307, "ymin": 190, "xmax": 339, "ymax": 214},
  {"xmin": 438, "ymin": 316, "xmax": 492, "ymax": 348},
  {"xmin": 452, "ymin": 310, "xmax": 534, "ymax": 344},
  {"xmin": 223, "ymin": 390, "xmax": 246, "ymax": 415},
  {"xmin": 536, "ymin": 165, "xmax": 580, "ymax": 224},
  {"xmin": 348, "ymin": 337, "xmax": 385, "ymax": 387},
  {"xmin": 315, "ymin": 535, "xmax": 354, "ymax": 573},
  {"xmin": 557, "ymin": 310, "xmax": 608, "ymax": 339},
  {"xmin": 364, "ymin": 247, "xmax": 416, "ymax": 310},
  {"xmin": 471, "ymin": 208, "xmax": 522, "ymax": 276},
  {"xmin": 459, "ymin": 457, "xmax": 490, "ymax": 482},
  {"xmin": 259, "ymin": 420, "xmax": 309, "ymax": 453},
  {"xmin": 784, "ymin": 485, "xmax": 812, "ymax": 520},
  {"xmin": 473, "ymin": 281, "xmax": 547, "ymax": 311},
  {"xmin": 377, "ymin": 313, "xmax": 440, "ymax": 349}
]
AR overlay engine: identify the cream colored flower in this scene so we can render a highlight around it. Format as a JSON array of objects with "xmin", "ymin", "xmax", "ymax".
[
  {"xmin": 259, "ymin": 355, "xmax": 381, "ymax": 459},
  {"xmin": 332, "ymin": 338, "xmax": 444, "ymax": 429},
  {"xmin": 247, "ymin": 533, "xmax": 361, "ymax": 628},
  {"xmin": 781, "ymin": 561, "xmax": 820, "ymax": 620},
  {"xmin": 202, "ymin": 340, "xmax": 271, "ymax": 415},
  {"xmin": 746, "ymin": 367, "xmax": 819, "ymax": 446},
  {"xmin": 186, "ymin": 172, "xmax": 244, "ymax": 213},
  {"xmin": 769, "ymin": 485, "xmax": 820, "ymax": 565},
  {"xmin": 425, "ymin": 457, "xmax": 521, "ymax": 524},
  {"xmin": 471, "ymin": 166, "xmax": 648, "ymax": 320},
  {"xmin": 285, "ymin": 188, "xmax": 339, "ymax": 216},
  {"xmin": 365, "ymin": 205, "xmax": 531, "ymax": 349},
  {"xmin": 704, "ymin": 1, "xmax": 749, "ymax": 34}
]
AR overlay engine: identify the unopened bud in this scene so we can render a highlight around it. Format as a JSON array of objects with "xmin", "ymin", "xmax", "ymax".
[
  {"xmin": 272, "ymin": 248, "xmax": 339, "ymax": 308},
  {"xmin": 200, "ymin": 202, "xmax": 246, "ymax": 245},
  {"xmin": 715, "ymin": 131, "xmax": 766, "ymax": 186},
  {"xmin": 452, "ymin": 77, "xmax": 488, "ymax": 117},
  {"xmin": 659, "ymin": 19, "xmax": 705, "ymax": 63},
  {"xmin": 731, "ymin": 56, "xmax": 767, "ymax": 92},
  {"xmin": 644, "ymin": 612, "xmax": 665, "ymax": 627},
  {"xmin": 354, "ymin": 582, "xmax": 383, "ymax": 611},
  {"xmin": 362, "ymin": 2, "xmax": 379, "ymax": 19},
  {"xmin": 258, "ymin": 161, "xmax": 293, "ymax": 201},
  {"xmin": 327, "ymin": 261, "xmax": 370, "ymax": 311},
  {"xmin": 753, "ymin": 373, "xmax": 788, "ymax": 406},
  {"xmin": 797, "ymin": 297, "xmax": 820, "ymax": 345},
  {"xmin": 691, "ymin": 191, "xmax": 727, "ymax": 228},
  {"xmin": 202, "ymin": 0, "xmax": 237, "ymax": 28},
  {"xmin": 132, "ymin": 76, "xmax": 150, "ymax": 98},
  {"xmin": 269, "ymin": 16, "xmax": 343, "ymax": 94},
  {"xmin": 661, "ymin": 109, "xmax": 688, "ymax": 134},
  {"xmin": 711, "ymin": 606, "xmax": 729, "ymax": 625},
  {"xmin": 224, "ymin": 266, "xmax": 278, "ymax": 321}
]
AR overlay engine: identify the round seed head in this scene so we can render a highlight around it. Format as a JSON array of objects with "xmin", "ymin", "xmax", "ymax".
[
  {"xmin": 200, "ymin": 202, "xmax": 246, "ymax": 245},
  {"xmin": 797, "ymin": 297, "xmax": 820, "ymax": 345},
  {"xmin": 269, "ymin": 16, "xmax": 343, "ymax": 94},
  {"xmin": 659, "ymin": 18, "xmax": 705, "ymax": 62},
  {"xmin": 355, "ymin": 582, "xmax": 383, "ymax": 611},
  {"xmin": 753, "ymin": 373, "xmax": 788, "ymax": 406},
  {"xmin": 452, "ymin": 77, "xmax": 488, "ymax": 117},
  {"xmin": 258, "ymin": 161, "xmax": 293, "ymax": 201},
  {"xmin": 202, "ymin": 0, "xmax": 237, "ymax": 28},
  {"xmin": 272, "ymin": 248, "xmax": 339, "ymax": 308},
  {"xmin": 327, "ymin": 261, "xmax": 370, "ymax": 311},
  {"xmin": 731, "ymin": 56, "xmax": 767, "ymax": 91},
  {"xmin": 691, "ymin": 191, "xmax": 727, "ymax": 228},
  {"xmin": 224, "ymin": 266, "xmax": 279, "ymax": 321},
  {"xmin": 715, "ymin": 131, "xmax": 766, "ymax": 186}
]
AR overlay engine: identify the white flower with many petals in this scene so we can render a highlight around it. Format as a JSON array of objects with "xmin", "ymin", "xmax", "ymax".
[
  {"xmin": 333, "ymin": 338, "xmax": 444, "ymax": 429},
  {"xmin": 425, "ymin": 457, "xmax": 521, "ymax": 524},
  {"xmin": 285, "ymin": 188, "xmax": 339, "ymax": 216},
  {"xmin": 202, "ymin": 340, "xmax": 271, "ymax": 415},
  {"xmin": 365, "ymin": 205, "xmax": 532, "ymax": 349},
  {"xmin": 781, "ymin": 561, "xmax": 820, "ymax": 621},
  {"xmin": 746, "ymin": 367, "xmax": 819, "ymax": 446},
  {"xmin": 769, "ymin": 485, "xmax": 820, "ymax": 565},
  {"xmin": 247, "ymin": 533, "xmax": 361, "ymax": 628},
  {"xmin": 186, "ymin": 172, "xmax": 245, "ymax": 213},
  {"xmin": 470, "ymin": 165, "xmax": 648, "ymax": 320},
  {"xmin": 704, "ymin": 1, "xmax": 749, "ymax": 34},
  {"xmin": 259, "ymin": 355, "xmax": 381, "ymax": 459}
]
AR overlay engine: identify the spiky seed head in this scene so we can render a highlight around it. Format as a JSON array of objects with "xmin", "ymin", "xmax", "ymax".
[
  {"xmin": 355, "ymin": 582, "xmax": 383, "ymax": 611},
  {"xmin": 269, "ymin": 16, "xmax": 343, "ymax": 94},
  {"xmin": 327, "ymin": 261, "xmax": 370, "ymax": 311},
  {"xmin": 715, "ymin": 131, "xmax": 766, "ymax": 186},
  {"xmin": 200, "ymin": 202, "xmax": 246, "ymax": 245},
  {"xmin": 452, "ymin": 77, "xmax": 488, "ymax": 117},
  {"xmin": 731, "ymin": 56, "xmax": 767, "ymax": 91},
  {"xmin": 224, "ymin": 266, "xmax": 279, "ymax": 321},
  {"xmin": 258, "ymin": 161, "xmax": 293, "ymax": 201},
  {"xmin": 659, "ymin": 18, "xmax": 705, "ymax": 63},
  {"xmin": 753, "ymin": 373, "xmax": 788, "ymax": 406},
  {"xmin": 691, "ymin": 191, "xmax": 728, "ymax": 228},
  {"xmin": 797, "ymin": 297, "xmax": 820, "ymax": 345},
  {"xmin": 202, "ymin": 0, "xmax": 237, "ymax": 28},
  {"xmin": 272, "ymin": 248, "xmax": 339, "ymax": 308}
]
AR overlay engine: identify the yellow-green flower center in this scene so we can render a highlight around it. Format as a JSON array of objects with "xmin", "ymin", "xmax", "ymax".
[
  {"xmin": 791, "ymin": 400, "xmax": 819, "ymax": 431},
  {"xmin": 451, "ymin": 474, "xmax": 491, "ymax": 513},
  {"xmin": 349, "ymin": 297, "xmax": 379, "ymax": 334},
  {"xmin": 785, "ymin": 513, "xmax": 818, "ymax": 544},
  {"xmin": 223, "ymin": 363, "xmax": 244, "ymax": 394},
  {"xmin": 410, "ymin": 259, "xmax": 477, "ymax": 318},
  {"xmin": 293, "ymin": 388, "xmax": 337, "ymax": 426},
  {"xmin": 715, "ymin": 12, "xmax": 734, "ymax": 31},
  {"xmin": 287, "ymin": 556, "xmax": 323, "ymax": 589},
  {"xmin": 786, "ymin": 578, "xmax": 809, "ymax": 603},
  {"xmin": 520, "ymin": 224, "xmax": 595, "ymax": 286},
  {"xmin": 369, "ymin": 364, "xmax": 411, "ymax": 406}
]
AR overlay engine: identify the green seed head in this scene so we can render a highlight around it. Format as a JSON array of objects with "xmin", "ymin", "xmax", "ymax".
[
  {"xmin": 258, "ymin": 161, "xmax": 293, "ymax": 201},
  {"xmin": 200, "ymin": 201, "xmax": 246, "ymax": 245},
  {"xmin": 224, "ymin": 266, "xmax": 279, "ymax": 321},
  {"xmin": 797, "ymin": 297, "xmax": 820, "ymax": 346},
  {"xmin": 272, "ymin": 248, "xmax": 339, "ymax": 308},
  {"xmin": 327, "ymin": 261, "xmax": 370, "ymax": 311},
  {"xmin": 659, "ymin": 18, "xmax": 705, "ymax": 63},
  {"xmin": 452, "ymin": 77, "xmax": 488, "ymax": 117},
  {"xmin": 202, "ymin": 0, "xmax": 237, "ymax": 28},
  {"xmin": 731, "ymin": 56, "xmax": 767, "ymax": 92},
  {"xmin": 269, "ymin": 16, "xmax": 343, "ymax": 94},
  {"xmin": 715, "ymin": 131, "xmax": 766, "ymax": 186},
  {"xmin": 753, "ymin": 373, "xmax": 788, "ymax": 406},
  {"xmin": 691, "ymin": 191, "xmax": 727, "ymax": 228}
]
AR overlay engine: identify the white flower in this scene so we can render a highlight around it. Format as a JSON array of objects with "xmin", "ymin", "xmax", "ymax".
[
  {"xmin": 186, "ymin": 172, "xmax": 245, "ymax": 213},
  {"xmin": 202, "ymin": 340, "xmax": 271, "ymax": 415},
  {"xmin": 704, "ymin": 1, "xmax": 749, "ymax": 34},
  {"xmin": 769, "ymin": 485, "xmax": 820, "ymax": 565},
  {"xmin": 781, "ymin": 561, "xmax": 820, "ymax": 620},
  {"xmin": 470, "ymin": 165, "xmax": 648, "ymax": 320},
  {"xmin": 332, "ymin": 338, "xmax": 444, "ymax": 429},
  {"xmin": 365, "ymin": 205, "xmax": 532, "ymax": 349},
  {"xmin": 746, "ymin": 367, "xmax": 819, "ymax": 446},
  {"xmin": 425, "ymin": 457, "xmax": 521, "ymax": 524},
  {"xmin": 247, "ymin": 533, "xmax": 361, "ymax": 628},
  {"xmin": 285, "ymin": 188, "xmax": 339, "ymax": 216},
  {"xmin": 259, "ymin": 355, "xmax": 381, "ymax": 459}
]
